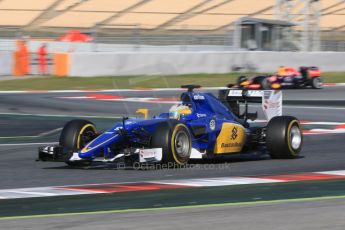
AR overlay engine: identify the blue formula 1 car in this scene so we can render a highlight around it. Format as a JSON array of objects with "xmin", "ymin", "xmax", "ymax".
[{"xmin": 38, "ymin": 85, "xmax": 303, "ymax": 167}]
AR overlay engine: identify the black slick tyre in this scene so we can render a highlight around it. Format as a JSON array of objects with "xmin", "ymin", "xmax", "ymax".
[
  {"xmin": 151, "ymin": 121, "xmax": 192, "ymax": 166},
  {"xmin": 266, "ymin": 116, "xmax": 303, "ymax": 159},
  {"xmin": 59, "ymin": 119, "xmax": 97, "ymax": 166}
]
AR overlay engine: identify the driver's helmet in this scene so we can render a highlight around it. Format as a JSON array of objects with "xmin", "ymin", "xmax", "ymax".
[{"xmin": 169, "ymin": 104, "xmax": 192, "ymax": 119}]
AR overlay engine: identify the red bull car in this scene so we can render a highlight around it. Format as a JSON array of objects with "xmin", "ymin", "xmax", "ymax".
[{"xmin": 236, "ymin": 66, "xmax": 323, "ymax": 90}]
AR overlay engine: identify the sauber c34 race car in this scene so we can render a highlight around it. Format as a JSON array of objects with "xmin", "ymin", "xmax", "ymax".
[
  {"xmin": 38, "ymin": 85, "xmax": 303, "ymax": 167},
  {"xmin": 236, "ymin": 66, "xmax": 322, "ymax": 90}
]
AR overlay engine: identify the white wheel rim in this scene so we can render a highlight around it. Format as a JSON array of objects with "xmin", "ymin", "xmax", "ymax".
[
  {"xmin": 174, "ymin": 131, "xmax": 190, "ymax": 158},
  {"xmin": 314, "ymin": 78, "xmax": 322, "ymax": 88},
  {"xmin": 290, "ymin": 126, "xmax": 302, "ymax": 150},
  {"xmin": 317, "ymin": 78, "xmax": 322, "ymax": 88}
]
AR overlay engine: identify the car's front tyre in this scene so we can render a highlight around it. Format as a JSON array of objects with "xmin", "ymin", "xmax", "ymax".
[
  {"xmin": 311, "ymin": 77, "xmax": 323, "ymax": 89},
  {"xmin": 59, "ymin": 119, "xmax": 97, "ymax": 166},
  {"xmin": 151, "ymin": 121, "xmax": 192, "ymax": 166}
]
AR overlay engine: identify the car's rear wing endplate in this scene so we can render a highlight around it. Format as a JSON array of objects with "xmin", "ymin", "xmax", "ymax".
[
  {"xmin": 219, "ymin": 89, "xmax": 282, "ymax": 121},
  {"xmin": 227, "ymin": 90, "xmax": 264, "ymax": 103}
]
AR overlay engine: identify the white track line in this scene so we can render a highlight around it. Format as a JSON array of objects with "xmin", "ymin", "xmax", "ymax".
[
  {"xmin": 0, "ymin": 87, "xmax": 227, "ymax": 94},
  {"xmin": 285, "ymin": 105, "xmax": 345, "ymax": 110},
  {"xmin": 37, "ymin": 128, "xmax": 63, "ymax": 137},
  {"xmin": 0, "ymin": 112, "xmax": 123, "ymax": 119},
  {"xmin": 0, "ymin": 128, "xmax": 62, "ymax": 140},
  {"xmin": 0, "ymin": 142, "xmax": 58, "ymax": 147},
  {"xmin": 317, "ymin": 170, "xmax": 345, "ymax": 176},
  {"xmin": 302, "ymin": 122, "xmax": 345, "ymax": 125},
  {"xmin": 0, "ymin": 84, "xmax": 343, "ymax": 94},
  {"xmin": 0, "ymin": 136, "xmax": 37, "ymax": 139},
  {"xmin": 307, "ymin": 129, "xmax": 345, "ymax": 134},
  {"xmin": 251, "ymin": 104, "xmax": 345, "ymax": 110},
  {"xmin": 155, "ymin": 177, "xmax": 282, "ymax": 187}
]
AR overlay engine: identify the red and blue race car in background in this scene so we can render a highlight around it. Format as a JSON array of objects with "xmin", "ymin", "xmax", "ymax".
[{"xmin": 236, "ymin": 66, "xmax": 323, "ymax": 90}]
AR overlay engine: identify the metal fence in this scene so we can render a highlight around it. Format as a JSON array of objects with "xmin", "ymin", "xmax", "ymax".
[{"xmin": 0, "ymin": 27, "xmax": 345, "ymax": 52}]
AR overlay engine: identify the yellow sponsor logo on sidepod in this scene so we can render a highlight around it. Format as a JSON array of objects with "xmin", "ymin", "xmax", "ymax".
[{"xmin": 214, "ymin": 123, "xmax": 246, "ymax": 154}]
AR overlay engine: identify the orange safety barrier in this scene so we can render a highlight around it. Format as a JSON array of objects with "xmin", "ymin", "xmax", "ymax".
[{"xmin": 53, "ymin": 53, "xmax": 69, "ymax": 77}]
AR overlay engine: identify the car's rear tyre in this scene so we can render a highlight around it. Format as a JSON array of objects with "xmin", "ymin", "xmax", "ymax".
[
  {"xmin": 151, "ymin": 121, "xmax": 191, "ymax": 166},
  {"xmin": 311, "ymin": 77, "xmax": 323, "ymax": 89},
  {"xmin": 59, "ymin": 119, "xmax": 97, "ymax": 166},
  {"xmin": 266, "ymin": 116, "xmax": 302, "ymax": 159}
]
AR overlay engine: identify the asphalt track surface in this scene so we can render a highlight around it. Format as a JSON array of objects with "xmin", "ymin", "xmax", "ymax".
[
  {"xmin": 0, "ymin": 133, "xmax": 344, "ymax": 189},
  {"xmin": 0, "ymin": 86, "xmax": 344, "ymax": 189},
  {"xmin": 1, "ymin": 86, "xmax": 345, "ymax": 229},
  {"xmin": 0, "ymin": 86, "xmax": 344, "ymax": 120},
  {"xmin": 2, "ymin": 198, "xmax": 345, "ymax": 230}
]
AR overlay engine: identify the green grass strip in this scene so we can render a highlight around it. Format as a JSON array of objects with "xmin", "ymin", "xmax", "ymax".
[{"xmin": 0, "ymin": 72, "xmax": 343, "ymax": 90}]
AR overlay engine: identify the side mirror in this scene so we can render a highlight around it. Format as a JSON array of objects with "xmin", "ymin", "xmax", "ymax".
[{"xmin": 136, "ymin": 108, "xmax": 149, "ymax": 119}]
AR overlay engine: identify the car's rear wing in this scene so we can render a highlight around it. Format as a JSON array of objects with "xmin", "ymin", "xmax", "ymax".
[{"xmin": 218, "ymin": 89, "xmax": 282, "ymax": 121}]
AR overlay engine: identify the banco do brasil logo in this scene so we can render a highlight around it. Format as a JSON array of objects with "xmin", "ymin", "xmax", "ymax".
[{"xmin": 231, "ymin": 127, "xmax": 238, "ymax": 140}]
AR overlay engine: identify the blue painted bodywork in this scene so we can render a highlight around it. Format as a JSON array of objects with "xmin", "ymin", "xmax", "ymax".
[{"xmin": 78, "ymin": 91, "xmax": 246, "ymax": 160}]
